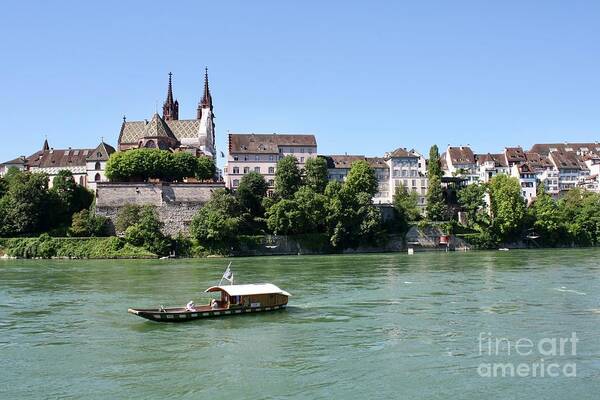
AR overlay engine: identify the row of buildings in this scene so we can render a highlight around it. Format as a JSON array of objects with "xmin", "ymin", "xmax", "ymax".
[
  {"xmin": 223, "ymin": 134, "xmax": 600, "ymax": 206},
  {"xmin": 2, "ymin": 69, "xmax": 599, "ymax": 211}
]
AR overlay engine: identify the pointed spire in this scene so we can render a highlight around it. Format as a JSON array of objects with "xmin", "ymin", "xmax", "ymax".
[
  {"xmin": 162, "ymin": 72, "xmax": 179, "ymax": 121},
  {"xmin": 42, "ymin": 137, "xmax": 49, "ymax": 151},
  {"xmin": 197, "ymin": 67, "xmax": 213, "ymax": 119}
]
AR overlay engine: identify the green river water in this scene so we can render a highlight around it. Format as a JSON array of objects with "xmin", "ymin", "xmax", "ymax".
[{"xmin": 1, "ymin": 249, "xmax": 599, "ymax": 399}]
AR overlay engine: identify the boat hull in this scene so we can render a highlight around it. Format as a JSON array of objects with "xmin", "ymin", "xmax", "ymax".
[{"xmin": 128, "ymin": 305, "xmax": 287, "ymax": 323}]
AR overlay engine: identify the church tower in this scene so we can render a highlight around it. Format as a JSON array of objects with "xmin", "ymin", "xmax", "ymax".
[
  {"xmin": 162, "ymin": 72, "xmax": 179, "ymax": 121},
  {"xmin": 197, "ymin": 68, "xmax": 216, "ymax": 159}
]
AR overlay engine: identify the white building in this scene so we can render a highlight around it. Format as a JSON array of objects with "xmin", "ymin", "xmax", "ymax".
[
  {"xmin": 0, "ymin": 139, "xmax": 114, "ymax": 189},
  {"xmin": 224, "ymin": 133, "xmax": 317, "ymax": 192},
  {"xmin": 442, "ymin": 146, "xmax": 479, "ymax": 184},
  {"xmin": 323, "ymin": 147, "xmax": 428, "ymax": 211}
]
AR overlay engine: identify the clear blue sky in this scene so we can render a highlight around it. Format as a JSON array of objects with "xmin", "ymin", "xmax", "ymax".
[{"xmin": 1, "ymin": 1, "xmax": 599, "ymax": 167}]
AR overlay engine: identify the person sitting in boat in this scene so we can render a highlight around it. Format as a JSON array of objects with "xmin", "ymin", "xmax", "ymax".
[
  {"xmin": 185, "ymin": 301, "xmax": 195, "ymax": 311},
  {"xmin": 210, "ymin": 299, "xmax": 218, "ymax": 309}
]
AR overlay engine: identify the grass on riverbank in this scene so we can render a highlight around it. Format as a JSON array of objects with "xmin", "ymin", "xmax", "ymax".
[{"xmin": 0, "ymin": 236, "xmax": 156, "ymax": 259}]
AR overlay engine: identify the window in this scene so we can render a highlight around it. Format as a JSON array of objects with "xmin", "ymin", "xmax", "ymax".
[
  {"xmin": 268, "ymin": 167, "xmax": 275, "ymax": 174},
  {"xmin": 233, "ymin": 167, "xmax": 239, "ymax": 174},
  {"xmin": 301, "ymin": 148, "xmax": 305, "ymax": 153},
  {"xmin": 94, "ymin": 161, "xmax": 101, "ymax": 170},
  {"xmin": 233, "ymin": 179, "xmax": 239, "ymax": 187},
  {"xmin": 290, "ymin": 148, "xmax": 294, "ymax": 153},
  {"xmin": 300, "ymin": 157, "xmax": 304, "ymax": 163},
  {"xmin": 233, "ymin": 156, "xmax": 239, "ymax": 161},
  {"xmin": 269, "ymin": 155, "xmax": 274, "ymax": 161},
  {"xmin": 255, "ymin": 155, "xmax": 260, "ymax": 161},
  {"xmin": 254, "ymin": 167, "xmax": 260, "ymax": 173},
  {"xmin": 243, "ymin": 167, "xmax": 250, "ymax": 173},
  {"xmin": 268, "ymin": 179, "xmax": 274, "ymax": 186},
  {"xmin": 94, "ymin": 173, "xmax": 101, "ymax": 182}
]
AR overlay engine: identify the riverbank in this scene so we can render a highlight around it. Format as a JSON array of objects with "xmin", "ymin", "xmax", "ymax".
[{"xmin": 0, "ymin": 237, "xmax": 155, "ymax": 259}]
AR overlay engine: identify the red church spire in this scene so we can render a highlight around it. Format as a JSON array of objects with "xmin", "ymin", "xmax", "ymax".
[{"xmin": 162, "ymin": 72, "xmax": 179, "ymax": 121}]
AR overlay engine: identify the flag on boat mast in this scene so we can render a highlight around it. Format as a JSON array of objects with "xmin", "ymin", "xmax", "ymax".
[{"xmin": 220, "ymin": 262, "xmax": 234, "ymax": 285}]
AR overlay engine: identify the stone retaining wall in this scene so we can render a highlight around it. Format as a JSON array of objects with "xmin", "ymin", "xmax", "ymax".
[{"xmin": 95, "ymin": 182, "xmax": 225, "ymax": 235}]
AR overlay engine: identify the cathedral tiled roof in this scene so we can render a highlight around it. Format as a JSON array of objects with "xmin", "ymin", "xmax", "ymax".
[
  {"xmin": 143, "ymin": 113, "xmax": 177, "ymax": 140},
  {"xmin": 119, "ymin": 118, "xmax": 203, "ymax": 144}
]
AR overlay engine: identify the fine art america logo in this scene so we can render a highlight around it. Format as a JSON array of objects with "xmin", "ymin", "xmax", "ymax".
[{"xmin": 477, "ymin": 332, "xmax": 578, "ymax": 378}]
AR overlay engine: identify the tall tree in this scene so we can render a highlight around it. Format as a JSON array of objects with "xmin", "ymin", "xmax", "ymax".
[
  {"xmin": 488, "ymin": 174, "xmax": 526, "ymax": 241},
  {"xmin": 190, "ymin": 190, "xmax": 243, "ymax": 250},
  {"xmin": 345, "ymin": 160, "xmax": 378, "ymax": 197},
  {"xmin": 425, "ymin": 175, "xmax": 446, "ymax": 221},
  {"xmin": 51, "ymin": 170, "xmax": 93, "ymax": 219},
  {"xmin": 457, "ymin": 183, "xmax": 486, "ymax": 226},
  {"xmin": 393, "ymin": 184, "xmax": 420, "ymax": 232},
  {"xmin": 0, "ymin": 171, "xmax": 53, "ymax": 236},
  {"xmin": 528, "ymin": 186, "xmax": 565, "ymax": 245},
  {"xmin": 275, "ymin": 155, "xmax": 302, "ymax": 199},
  {"xmin": 428, "ymin": 144, "xmax": 442, "ymax": 179},
  {"xmin": 237, "ymin": 171, "xmax": 268, "ymax": 217},
  {"xmin": 303, "ymin": 156, "xmax": 329, "ymax": 193}
]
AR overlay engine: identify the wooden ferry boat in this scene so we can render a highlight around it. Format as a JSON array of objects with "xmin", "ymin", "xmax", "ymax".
[{"xmin": 128, "ymin": 283, "xmax": 291, "ymax": 323}]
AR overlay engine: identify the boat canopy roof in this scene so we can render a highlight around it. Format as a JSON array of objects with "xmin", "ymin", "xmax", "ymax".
[{"xmin": 205, "ymin": 283, "xmax": 291, "ymax": 297}]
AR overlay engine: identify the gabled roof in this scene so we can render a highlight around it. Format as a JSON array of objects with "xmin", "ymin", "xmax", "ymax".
[
  {"xmin": 447, "ymin": 146, "xmax": 475, "ymax": 165},
  {"xmin": 229, "ymin": 133, "xmax": 317, "ymax": 154},
  {"xmin": 1, "ymin": 155, "xmax": 28, "ymax": 166},
  {"xmin": 524, "ymin": 152, "xmax": 553, "ymax": 169},
  {"xmin": 530, "ymin": 142, "xmax": 600, "ymax": 155},
  {"xmin": 205, "ymin": 283, "xmax": 291, "ymax": 297},
  {"xmin": 322, "ymin": 155, "xmax": 366, "ymax": 169},
  {"xmin": 365, "ymin": 156, "xmax": 388, "ymax": 169},
  {"xmin": 386, "ymin": 147, "xmax": 418, "ymax": 158},
  {"xmin": 549, "ymin": 151, "xmax": 584, "ymax": 170},
  {"xmin": 87, "ymin": 142, "xmax": 116, "ymax": 162},
  {"xmin": 36, "ymin": 148, "xmax": 94, "ymax": 168},
  {"xmin": 476, "ymin": 153, "xmax": 508, "ymax": 167},
  {"xmin": 143, "ymin": 113, "xmax": 177, "ymax": 140},
  {"xmin": 504, "ymin": 147, "xmax": 527, "ymax": 164},
  {"xmin": 120, "ymin": 119, "xmax": 203, "ymax": 144}
]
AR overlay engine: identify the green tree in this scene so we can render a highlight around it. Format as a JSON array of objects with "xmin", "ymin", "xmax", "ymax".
[
  {"xmin": 0, "ymin": 176, "xmax": 7, "ymax": 198},
  {"xmin": 488, "ymin": 174, "xmax": 526, "ymax": 241},
  {"xmin": 275, "ymin": 155, "xmax": 302, "ymax": 199},
  {"xmin": 303, "ymin": 157, "xmax": 329, "ymax": 193},
  {"xmin": 69, "ymin": 209, "xmax": 108, "ymax": 237},
  {"xmin": 124, "ymin": 206, "xmax": 170, "ymax": 255},
  {"xmin": 51, "ymin": 170, "xmax": 94, "ymax": 219},
  {"xmin": 393, "ymin": 184, "xmax": 421, "ymax": 221},
  {"xmin": 266, "ymin": 186, "xmax": 327, "ymax": 235},
  {"xmin": 196, "ymin": 156, "xmax": 216, "ymax": 181},
  {"xmin": 428, "ymin": 144, "xmax": 442, "ymax": 179},
  {"xmin": 325, "ymin": 186, "xmax": 383, "ymax": 248},
  {"xmin": 392, "ymin": 185, "xmax": 420, "ymax": 232},
  {"xmin": 0, "ymin": 171, "xmax": 53, "ymax": 236},
  {"xmin": 266, "ymin": 199, "xmax": 303, "ymax": 235},
  {"xmin": 105, "ymin": 149, "xmax": 215, "ymax": 182},
  {"xmin": 344, "ymin": 160, "xmax": 378, "ymax": 197},
  {"xmin": 115, "ymin": 204, "xmax": 144, "ymax": 232},
  {"xmin": 457, "ymin": 183, "xmax": 487, "ymax": 226},
  {"xmin": 425, "ymin": 175, "xmax": 447, "ymax": 221},
  {"xmin": 190, "ymin": 190, "xmax": 242, "ymax": 250},
  {"xmin": 528, "ymin": 187, "xmax": 565, "ymax": 245},
  {"xmin": 236, "ymin": 171, "xmax": 268, "ymax": 217}
]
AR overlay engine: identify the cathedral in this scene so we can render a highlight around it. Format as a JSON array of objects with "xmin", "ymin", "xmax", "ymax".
[{"xmin": 118, "ymin": 69, "xmax": 216, "ymax": 159}]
